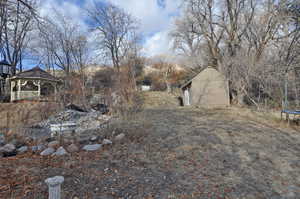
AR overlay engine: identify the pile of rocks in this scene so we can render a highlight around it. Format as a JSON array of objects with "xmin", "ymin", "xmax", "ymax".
[
  {"xmin": 0, "ymin": 133, "xmax": 125, "ymax": 158},
  {"xmin": 39, "ymin": 108, "xmax": 112, "ymax": 135},
  {"xmin": 0, "ymin": 103, "xmax": 117, "ymax": 158}
]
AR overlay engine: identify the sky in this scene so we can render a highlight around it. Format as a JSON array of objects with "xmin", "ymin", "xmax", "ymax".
[{"xmin": 38, "ymin": 0, "xmax": 182, "ymax": 58}]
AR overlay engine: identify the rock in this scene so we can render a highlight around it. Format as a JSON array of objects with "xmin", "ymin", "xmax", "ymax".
[
  {"xmin": 0, "ymin": 143, "xmax": 16, "ymax": 157},
  {"xmin": 31, "ymin": 145, "xmax": 45, "ymax": 152},
  {"xmin": 83, "ymin": 144, "xmax": 102, "ymax": 151},
  {"xmin": 115, "ymin": 133, "xmax": 125, "ymax": 141},
  {"xmin": 24, "ymin": 137, "xmax": 34, "ymax": 145},
  {"xmin": 40, "ymin": 147, "xmax": 55, "ymax": 156},
  {"xmin": 9, "ymin": 139, "xmax": 25, "ymax": 148},
  {"xmin": 48, "ymin": 140, "xmax": 60, "ymax": 148},
  {"xmin": 102, "ymin": 139, "xmax": 112, "ymax": 145},
  {"xmin": 66, "ymin": 103, "xmax": 86, "ymax": 112},
  {"xmin": 45, "ymin": 137, "xmax": 56, "ymax": 143},
  {"xmin": 90, "ymin": 136, "xmax": 99, "ymax": 142},
  {"xmin": 91, "ymin": 103, "xmax": 109, "ymax": 114},
  {"xmin": 0, "ymin": 133, "xmax": 5, "ymax": 146},
  {"xmin": 17, "ymin": 146, "xmax": 28, "ymax": 154},
  {"xmin": 67, "ymin": 144, "xmax": 79, "ymax": 153},
  {"xmin": 3, "ymin": 143, "xmax": 16, "ymax": 151},
  {"xmin": 78, "ymin": 137, "xmax": 90, "ymax": 145},
  {"xmin": 52, "ymin": 147, "xmax": 68, "ymax": 156}
]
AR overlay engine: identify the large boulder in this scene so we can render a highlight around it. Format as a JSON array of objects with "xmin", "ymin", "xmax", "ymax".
[
  {"xmin": 0, "ymin": 144, "xmax": 16, "ymax": 157},
  {"xmin": 9, "ymin": 139, "xmax": 25, "ymax": 148},
  {"xmin": 31, "ymin": 145, "xmax": 45, "ymax": 152},
  {"xmin": 83, "ymin": 144, "xmax": 102, "ymax": 151},
  {"xmin": 48, "ymin": 140, "xmax": 60, "ymax": 148},
  {"xmin": 102, "ymin": 139, "xmax": 112, "ymax": 145},
  {"xmin": 90, "ymin": 136, "xmax": 99, "ymax": 142},
  {"xmin": 0, "ymin": 133, "xmax": 5, "ymax": 146},
  {"xmin": 17, "ymin": 146, "xmax": 28, "ymax": 154},
  {"xmin": 91, "ymin": 104, "xmax": 109, "ymax": 114},
  {"xmin": 65, "ymin": 103, "xmax": 86, "ymax": 112},
  {"xmin": 67, "ymin": 144, "xmax": 79, "ymax": 153},
  {"xmin": 52, "ymin": 147, "xmax": 68, "ymax": 156},
  {"xmin": 40, "ymin": 147, "xmax": 55, "ymax": 156},
  {"xmin": 115, "ymin": 133, "xmax": 125, "ymax": 141}
]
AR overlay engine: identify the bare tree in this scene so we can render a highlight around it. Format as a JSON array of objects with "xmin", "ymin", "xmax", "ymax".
[
  {"xmin": 87, "ymin": 2, "xmax": 139, "ymax": 71},
  {"xmin": 36, "ymin": 10, "xmax": 89, "ymax": 76},
  {"xmin": 170, "ymin": 13, "xmax": 203, "ymax": 68},
  {"xmin": 0, "ymin": 0, "xmax": 36, "ymax": 74},
  {"xmin": 172, "ymin": 0, "xmax": 300, "ymax": 107}
]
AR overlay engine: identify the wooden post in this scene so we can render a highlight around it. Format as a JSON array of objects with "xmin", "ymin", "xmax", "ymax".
[
  {"xmin": 38, "ymin": 80, "xmax": 41, "ymax": 100},
  {"xmin": 45, "ymin": 176, "xmax": 64, "ymax": 199},
  {"xmin": 18, "ymin": 79, "xmax": 21, "ymax": 100}
]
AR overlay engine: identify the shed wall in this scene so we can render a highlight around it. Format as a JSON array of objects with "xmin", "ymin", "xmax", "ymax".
[{"xmin": 190, "ymin": 67, "xmax": 229, "ymax": 107}]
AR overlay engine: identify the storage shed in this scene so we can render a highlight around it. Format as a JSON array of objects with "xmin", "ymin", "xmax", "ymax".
[{"xmin": 181, "ymin": 66, "xmax": 230, "ymax": 107}]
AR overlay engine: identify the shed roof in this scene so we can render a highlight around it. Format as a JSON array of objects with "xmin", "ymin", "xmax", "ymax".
[
  {"xmin": 181, "ymin": 66, "xmax": 218, "ymax": 89},
  {"xmin": 11, "ymin": 66, "xmax": 60, "ymax": 82}
]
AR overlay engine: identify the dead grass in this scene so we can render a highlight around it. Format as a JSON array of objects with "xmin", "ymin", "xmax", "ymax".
[
  {"xmin": 221, "ymin": 106, "xmax": 300, "ymax": 131},
  {"xmin": 141, "ymin": 91, "xmax": 180, "ymax": 108},
  {"xmin": 0, "ymin": 102, "xmax": 62, "ymax": 134},
  {"xmin": 1, "ymin": 92, "xmax": 300, "ymax": 198}
]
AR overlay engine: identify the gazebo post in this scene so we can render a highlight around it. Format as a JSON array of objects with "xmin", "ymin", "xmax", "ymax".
[
  {"xmin": 10, "ymin": 80, "xmax": 13, "ymax": 102},
  {"xmin": 18, "ymin": 79, "xmax": 21, "ymax": 100},
  {"xmin": 38, "ymin": 80, "xmax": 41, "ymax": 100}
]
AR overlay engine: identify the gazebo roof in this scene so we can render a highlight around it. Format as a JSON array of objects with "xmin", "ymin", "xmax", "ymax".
[{"xmin": 11, "ymin": 66, "xmax": 60, "ymax": 82}]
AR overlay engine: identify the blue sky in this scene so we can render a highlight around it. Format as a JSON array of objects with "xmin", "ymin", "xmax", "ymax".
[{"xmin": 38, "ymin": 0, "xmax": 182, "ymax": 57}]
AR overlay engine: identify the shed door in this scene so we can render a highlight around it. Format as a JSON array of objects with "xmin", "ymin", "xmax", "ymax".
[{"xmin": 184, "ymin": 89, "xmax": 190, "ymax": 106}]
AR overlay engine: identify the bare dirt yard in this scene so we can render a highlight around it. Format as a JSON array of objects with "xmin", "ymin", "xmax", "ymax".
[{"xmin": 1, "ymin": 94, "xmax": 300, "ymax": 199}]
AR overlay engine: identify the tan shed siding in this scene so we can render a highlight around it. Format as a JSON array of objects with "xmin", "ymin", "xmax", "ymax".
[{"xmin": 190, "ymin": 67, "xmax": 229, "ymax": 107}]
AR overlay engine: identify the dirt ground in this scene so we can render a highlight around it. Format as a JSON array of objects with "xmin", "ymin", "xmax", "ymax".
[{"xmin": 1, "ymin": 103, "xmax": 300, "ymax": 198}]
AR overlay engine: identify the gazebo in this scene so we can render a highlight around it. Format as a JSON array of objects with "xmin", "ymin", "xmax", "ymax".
[{"xmin": 10, "ymin": 66, "xmax": 60, "ymax": 102}]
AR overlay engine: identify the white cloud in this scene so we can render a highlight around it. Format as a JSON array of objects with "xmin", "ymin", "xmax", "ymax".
[
  {"xmin": 142, "ymin": 31, "xmax": 170, "ymax": 57},
  {"xmin": 106, "ymin": 0, "xmax": 167, "ymax": 34},
  {"xmin": 38, "ymin": 0, "xmax": 88, "ymax": 32},
  {"xmin": 105, "ymin": 0, "xmax": 181, "ymax": 56}
]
